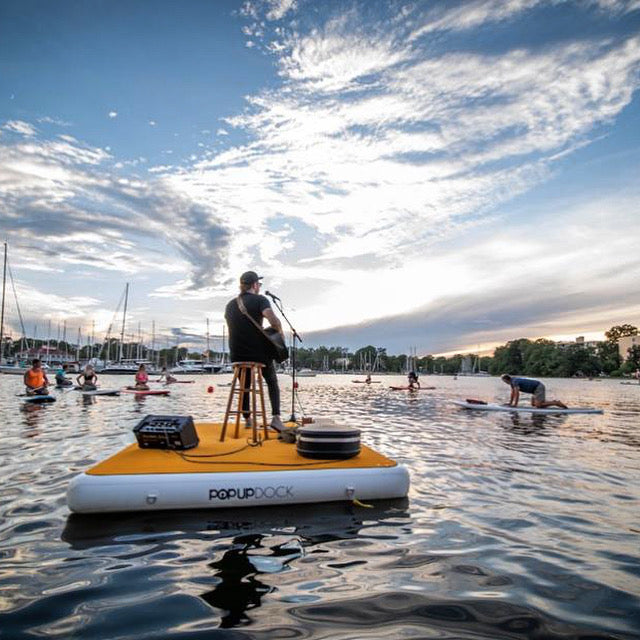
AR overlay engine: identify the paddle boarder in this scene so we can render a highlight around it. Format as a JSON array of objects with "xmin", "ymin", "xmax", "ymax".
[
  {"xmin": 500, "ymin": 374, "xmax": 567, "ymax": 409},
  {"xmin": 224, "ymin": 270, "xmax": 285, "ymax": 432},
  {"xmin": 408, "ymin": 370, "xmax": 420, "ymax": 390},
  {"xmin": 157, "ymin": 367, "xmax": 177, "ymax": 384},
  {"xmin": 76, "ymin": 364, "xmax": 98, "ymax": 391},
  {"xmin": 24, "ymin": 359, "xmax": 49, "ymax": 395},
  {"xmin": 134, "ymin": 363, "xmax": 150, "ymax": 390},
  {"xmin": 55, "ymin": 363, "xmax": 73, "ymax": 387}
]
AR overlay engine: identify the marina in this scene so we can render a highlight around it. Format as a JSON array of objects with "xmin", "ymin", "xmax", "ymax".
[{"xmin": 1, "ymin": 373, "xmax": 639, "ymax": 638}]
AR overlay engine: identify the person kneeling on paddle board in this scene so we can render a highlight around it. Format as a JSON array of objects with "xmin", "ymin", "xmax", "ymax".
[
  {"xmin": 501, "ymin": 374, "xmax": 567, "ymax": 409},
  {"xmin": 24, "ymin": 359, "xmax": 49, "ymax": 396},
  {"xmin": 134, "ymin": 364, "xmax": 150, "ymax": 390},
  {"xmin": 55, "ymin": 363, "xmax": 73, "ymax": 387},
  {"xmin": 76, "ymin": 365, "xmax": 98, "ymax": 391},
  {"xmin": 408, "ymin": 370, "xmax": 420, "ymax": 390}
]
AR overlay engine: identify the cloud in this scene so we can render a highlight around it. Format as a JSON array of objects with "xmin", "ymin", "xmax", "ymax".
[
  {"xmin": 409, "ymin": 0, "xmax": 640, "ymax": 38},
  {"xmin": 37, "ymin": 116, "xmax": 72, "ymax": 127},
  {"xmin": 108, "ymin": 111, "xmax": 118, "ymax": 119},
  {"xmin": 3, "ymin": 120, "xmax": 37, "ymax": 136},
  {"xmin": 0, "ymin": 130, "xmax": 232, "ymax": 292},
  {"xmin": 304, "ymin": 188, "xmax": 640, "ymax": 353},
  {"xmin": 3, "ymin": 2, "xmax": 639, "ymax": 354},
  {"xmin": 166, "ymin": 11, "xmax": 640, "ymax": 274}
]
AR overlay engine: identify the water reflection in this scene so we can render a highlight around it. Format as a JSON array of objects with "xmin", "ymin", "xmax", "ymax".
[
  {"xmin": 19, "ymin": 403, "xmax": 45, "ymax": 434},
  {"xmin": 61, "ymin": 500, "xmax": 410, "ymax": 549},
  {"xmin": 503, "ymin": 412, "xmax": 567, "ymax": 432},
  {"xmin": 2, "ymin": 374, "xmax": 640, "ymax": 639},
  {"xmin": 288, "ymin": 592, "xmax": 627, "ymax": 639},
  {"xmin": 201, "ymin": 533, "xmax": 273, "ymax": 628}
]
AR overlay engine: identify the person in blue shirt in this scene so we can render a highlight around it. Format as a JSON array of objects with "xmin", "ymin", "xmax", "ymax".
[
  {"xmin": 55, "ymin": 364, "xmax": 73, "ymax": 387},
  {"xmin": 501, "ymin": 374, "xmax": 567, "ymax": 409}
]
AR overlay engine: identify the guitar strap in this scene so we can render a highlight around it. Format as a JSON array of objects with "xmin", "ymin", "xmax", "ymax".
[{"xmin": 236, "ymin": 295, "xmax": 273, "ymax": 342}]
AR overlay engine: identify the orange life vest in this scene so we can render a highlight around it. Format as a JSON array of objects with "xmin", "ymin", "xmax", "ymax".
[{"xmin": 25, "ymin": 368, "xmax": 45, "ymax": 389}]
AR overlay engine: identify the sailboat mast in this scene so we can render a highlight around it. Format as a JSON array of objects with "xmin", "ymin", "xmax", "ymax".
[
  {"xmin": 206, "ymin": 318, "xmax": 210, "ymax": 362},
  {"xmin": 118, "ymin": 283, "xmax": 129, "ymax": 362},
  {"xmin": 0, "ymin": 242, "xmax": 6, "ymax": 363}
]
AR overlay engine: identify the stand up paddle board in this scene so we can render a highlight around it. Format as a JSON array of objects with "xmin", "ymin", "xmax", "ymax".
[
  {"xmin": 352, "ymin": 380, "xmax": 381, "ymax": 384},
  {"xmin": 121, "ymin": 388, "xmax": 170, "ymax": 396},
  {"xmin": 452, "ymin": 400, "xmax": 603, "ymax": 414},
  {"xmin": 389, "ymin": 386, "xmax": 436, "ymax": 391},
  {"xmin": 23, "ymin": 394, "xmax": 56, "ymax": 404},
  {"xmin": 620, "ymin": 382, "xmax": 640, "ymax": 385},
  {"xmin": 80, "ymin": 389, "xmax": 121, "ymax": 396}
]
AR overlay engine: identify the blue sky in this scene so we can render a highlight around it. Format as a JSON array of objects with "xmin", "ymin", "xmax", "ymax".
[{"xmin": 1, "ymin": 0, "xmax": 640, "ymax": 355}]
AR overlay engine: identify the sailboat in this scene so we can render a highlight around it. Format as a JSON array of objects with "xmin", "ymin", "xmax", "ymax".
[
  {"xmin": 457, "ymin": 354, "xmax": 491, "ymax": 377},
  {"xmin": 0, "ymin": 242, "xmax": 40, "ymax": 374},
  {"xmin": 99, "ymin": 284, "xmax": 156, "ymax": 374}
]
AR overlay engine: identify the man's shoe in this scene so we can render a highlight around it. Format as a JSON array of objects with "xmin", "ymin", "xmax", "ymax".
[{"xmin": 270, "ymin": 415, "xmax": 285, "ymax": 432}]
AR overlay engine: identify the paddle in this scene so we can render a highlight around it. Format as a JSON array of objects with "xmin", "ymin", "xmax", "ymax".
[{"xmin": 465, "ymin": 398, "xmax": 488, "ymax": 405}]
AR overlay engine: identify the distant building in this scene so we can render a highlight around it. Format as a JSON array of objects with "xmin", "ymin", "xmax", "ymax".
[
  {"xmin": 16, "ymin": 347, "xmax": 79, "ymax": 365},
  {"xmin": 618, "ymin": 335, "xmax": 640, "ymax": 360},
  {"xmin": 556, "ymin": 336, "xmax": 603, "ymax": 349}
]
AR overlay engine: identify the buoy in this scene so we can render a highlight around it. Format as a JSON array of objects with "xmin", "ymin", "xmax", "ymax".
[
  {"xmin": 207, "ymin": 386, "xmax": 214, "ymax": 394},
  {"xmin": 293, "ymin": 382, "xmax": 299, "ymax": 389}
]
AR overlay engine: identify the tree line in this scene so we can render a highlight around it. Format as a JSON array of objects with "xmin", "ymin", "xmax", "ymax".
[
  {"xmin": 290, "ymin": 324, "xmax": 640, "ymax": 377},
  {"xmin": 3, "ymin": 324, "xmax": 639, "ymax": 377}
]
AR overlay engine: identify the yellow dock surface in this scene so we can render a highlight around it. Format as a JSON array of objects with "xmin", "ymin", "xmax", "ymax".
[{"xmin": 88, "ymin": 422, "xmax": 398, "ymax": 476}]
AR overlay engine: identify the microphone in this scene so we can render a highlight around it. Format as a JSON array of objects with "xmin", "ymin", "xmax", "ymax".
[{"xmin": 265, "ymin": 290, "xmax": 281, "ymax": 302}]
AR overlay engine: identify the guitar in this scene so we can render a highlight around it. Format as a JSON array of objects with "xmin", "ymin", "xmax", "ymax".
[{"xmin": 236, "ymin": 297, "xmax": 289, "ymax": 363}]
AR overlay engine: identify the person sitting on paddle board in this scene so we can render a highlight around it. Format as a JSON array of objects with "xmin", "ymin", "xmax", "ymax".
[
  {"xmin": 55, "ymin": 363, "xmax": 73, "ymax": 387},
  {"xmin": 134, "ymin": 364, "xmax": 150, "ymax": 390},
  {"xmin": 501, "ymin": 374, "xmax": 567, "ymax": 409},
  {"xmin": 24, "ymin": 359, "xmax": 49, "ymax": 395},
  {"xmin": 407, "ymin": 370, "xmax": 420, "ymax": 390},
  {"xmin": 156, "ymin": 367, "xmax": 177, "ymax": 384},
  {"xmin": 76, "ymin": 364, "xmax": 98, "ymax": 391},
  {"xmin": 224, "ymin": 270, "xmax": 285, "ymax": 432}
]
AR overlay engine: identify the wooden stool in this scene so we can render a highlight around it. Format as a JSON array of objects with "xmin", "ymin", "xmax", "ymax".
[{"xmin": 220, "ymin": 362, "xmax": 270, "ymax": 442}]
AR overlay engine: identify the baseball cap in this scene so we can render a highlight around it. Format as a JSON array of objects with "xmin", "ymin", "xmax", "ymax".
[{"xmin": 240, "ymin": 270, "xmax": 263, "ymax": 285}]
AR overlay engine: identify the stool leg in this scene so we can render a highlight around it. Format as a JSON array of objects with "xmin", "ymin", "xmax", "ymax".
[
  {"xmin": 221, "ymin": 366, "xmax": 240, "ymax": 442},
  {"xmin": 234, "ymin": 366, "xmax": 246, "ymax": 439},
  {"xmin": 256, "ymin": 366, "xmax": 269, "ymax": 440},
  {"xmin": 250, "ymin": 365, "xmax": 259, "ymax": 442}
]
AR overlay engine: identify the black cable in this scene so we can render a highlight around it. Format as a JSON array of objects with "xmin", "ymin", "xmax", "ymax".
[{"xmin": 172, "ymin": 453, "xmax": 348, "ymax": 467}]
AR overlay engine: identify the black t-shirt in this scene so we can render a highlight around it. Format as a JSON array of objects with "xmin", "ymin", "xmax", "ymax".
[{"xmin": 224, "ymin": 293, "xmax": 272, "ymax": 364}]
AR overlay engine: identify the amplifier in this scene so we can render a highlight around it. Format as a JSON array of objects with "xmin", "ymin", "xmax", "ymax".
[{"xmin": 133, "ymin": 414, "xmax": 199, "ymax": 450}]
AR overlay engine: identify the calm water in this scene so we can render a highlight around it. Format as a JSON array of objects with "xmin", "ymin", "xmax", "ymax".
[{"xmin": 1, "ymin": 373, "xmax": 639, "ymax": 639}]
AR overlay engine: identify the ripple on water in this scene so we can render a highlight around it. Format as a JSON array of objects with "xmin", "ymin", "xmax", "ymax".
[{"xmin": 0, "ymin": 374, "xmax": 639, "ymax": 638}]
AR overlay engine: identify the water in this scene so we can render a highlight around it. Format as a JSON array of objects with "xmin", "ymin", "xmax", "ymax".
[{"xmin": 1, "ymin": 373, "xmax": 639, "ymax": 639}]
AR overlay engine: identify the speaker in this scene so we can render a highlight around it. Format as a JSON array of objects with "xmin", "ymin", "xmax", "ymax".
[
  {"xmin": 296, "ymin": 424, "xmax": 361, "ymax": 460},
  {"xmin": 133, "ymin": 414, "xmax": 199, "ymax": 450}
]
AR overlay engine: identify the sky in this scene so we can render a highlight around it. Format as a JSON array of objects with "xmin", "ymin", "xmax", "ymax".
[{"xmin": 1, "ymin": 0, "xmax": 640, "ymax": 356}]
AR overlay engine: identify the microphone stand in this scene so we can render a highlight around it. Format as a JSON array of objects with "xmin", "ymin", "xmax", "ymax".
[{"xmin": 267, "ymin": 295, "xmax": 302, "ymax": 423}]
